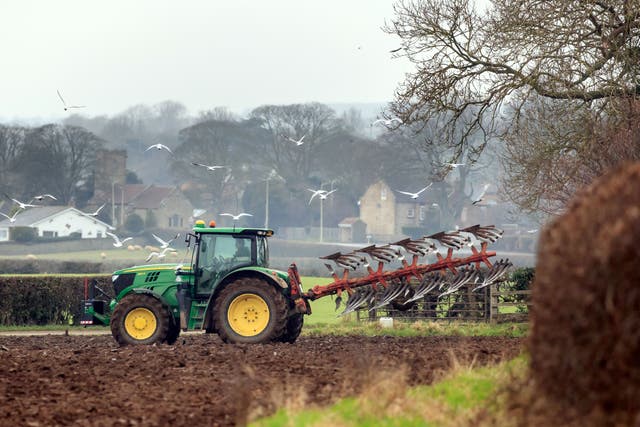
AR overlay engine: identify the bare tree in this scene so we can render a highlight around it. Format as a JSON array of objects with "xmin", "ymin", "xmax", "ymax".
[
  {"xmin": 16, "ymin": 124, "xmax": 102, "ymax": 204},
  {"xmin": 0, "ymin": 125, "xmax": 26, "ymax": 195},
  {"xmin": 385, "ymin": 0, "xmax": 640, "ymax": 212},
  {"xmin": 250, "ymin": 103, "xmax": 340, "ymax": 182}
]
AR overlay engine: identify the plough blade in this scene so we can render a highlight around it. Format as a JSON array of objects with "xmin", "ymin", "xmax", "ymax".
[
  {"xmin": 440, "ymin": 268, "xmax": 479, "ymax": 297},
  {"xmin": 424, "ymin": 230, "xmax": 469, "ymax": 250},
  {"xmin": 406, "ymin": 273, "xmax": 447, "ymax": 303},
  {"xmin": 340, "ymin": 287, "xmax": 377, "ymax": 316},
  {"xmin": 355, "ymin": 244, "xmax": 399, "ymax": 263},
  {"xmin": 472, "ymin": 259, "xmax": 512, "ymax": 291},
  {"xmin": 320, "ymin": 251, "xmax": 366, "ymax": 270},
  {"xmin": 391, "ymin": 238, "xmax": 436, "ymax": 256},
  {"xmin": 369, "ymin": 280, "xmax": 412, "ymax": 311},
  {"xmin": 460, "ymin": 224, "xmax": 504, "ymax": 243}
]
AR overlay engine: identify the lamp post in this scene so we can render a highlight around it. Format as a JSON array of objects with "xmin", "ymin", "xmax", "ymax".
[{"xmin": 264, "ymin": 169, "xmax": 279, "ymax": 229}]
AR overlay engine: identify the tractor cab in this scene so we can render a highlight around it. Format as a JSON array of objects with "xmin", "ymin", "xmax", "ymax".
[{"xmin": 186, "ymin": 220, "xmax": 273, "ymax": 296}]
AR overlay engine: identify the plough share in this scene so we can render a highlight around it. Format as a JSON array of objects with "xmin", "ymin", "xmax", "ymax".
[{"xmin": 288, "ymin": 225, "xmax": 513, "ymax": 315}]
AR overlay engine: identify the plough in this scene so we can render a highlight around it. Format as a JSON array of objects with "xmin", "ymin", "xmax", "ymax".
[{"xmin": 293, "ymin": 224, "xmax": 512, "ymax": 316}]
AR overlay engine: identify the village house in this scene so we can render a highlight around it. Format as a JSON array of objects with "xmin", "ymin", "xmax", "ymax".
[{"xmin": 0, "ymin": 206, "xmax": 112, "ymax": 242}]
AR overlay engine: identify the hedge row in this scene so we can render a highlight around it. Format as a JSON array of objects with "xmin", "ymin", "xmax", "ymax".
[
  {"xmin": 0, "ymin": 259, "xmax": 104, "ymax": 274},
  {"xmin": 0, "ymin": 275, "xmax": 110, "ymax": 326}
]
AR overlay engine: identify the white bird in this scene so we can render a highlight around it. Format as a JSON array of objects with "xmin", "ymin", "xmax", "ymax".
[
  {"xmin": 307, "ymin": 189, "xmax": 328, "ymax": 205},
  {"xmin": 526, "ymin": 229, "xmax": 538, "ymax": 234},
  {"xmin": 152, "ymin": 233, "xmax": 180, "ymax": 249},
  {"xmin": 84, "ymin": 203, "xmax": 105, "ymax": 217},
  {"xmin": 10, "ymin": 198, "xmax": 40, "ymax": 210},
  {"xmin": 220, "ymin": 212, "xmax": 253, "ymax": 221},
  {"xmin": 472, "ymin": 184, "xmax": 491, "ymax": 205},
  {"xmin": 57, "ymin": 90, "xmax": 86, "ymax": 111},
  {"xmin": 372, "ymin": 117, "xmax": 402, "ymax": 126},
  {"xmin": 145, "ymin": 144, "xmax": 172, "ymax": 154},
  {"xmin": 395, "ymin": 184, "xmax": 432, "ymax": 199},
  {"xmin": 106, "ymin": 232, "xmax": 133, "ymax": 248},
  {"xmin": 287, "ymin": 134, "xmax": 306, "ymax": 146},
  {"xmin": 191, "ymin": 162, "xmax": 226, "ymax": 171},
  {"xmin": 31, "ymin": 194, "xmax": 57, "ymax": 202},
  {"xmin": 319, "ymin": 189, "xmax": 338, "ymax": 200},
  {"xmin": 145, "ymin": 247, "xmax": 177, "ymax": 262},
  {"xmin": 0, "ymin": 211, "xmax": 20, "ymax": 223}
]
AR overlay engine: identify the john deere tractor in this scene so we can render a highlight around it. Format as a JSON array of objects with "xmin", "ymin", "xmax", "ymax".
[
  {"xmin": 82, "ymin": 220, "xmax": 310, "ymax": 345},
  {"xmin": 83, "ymin": 219, "xmax": 509, "ymax": 346}
]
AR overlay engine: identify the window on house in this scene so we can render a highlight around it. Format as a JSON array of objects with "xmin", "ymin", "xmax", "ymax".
[
  {"xmin": 169, "ymin": 214, "xmax": 181, "ymax": 228},
  {"xmin": 407, "ymin": 208, "xmax": 415, "ymax": 218},
  {"xmin": 419, "ymin": 206, "xmax": 426, "ymax": 221},
  {"xmin": 0, "ymin": 230, "xmax": 7, "ymax": 240},
  {"xmin": 42, "ymin": 231, "xmax": 57, "ymax": 238},
  {"xmin": 381, "ymin": 189, "xmax": 387, "ymax": 201}
]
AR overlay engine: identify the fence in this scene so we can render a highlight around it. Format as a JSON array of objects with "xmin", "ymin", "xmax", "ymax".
[{"xmin": 355, "ymin": 281, "xmax": 531, "ymax": 323}]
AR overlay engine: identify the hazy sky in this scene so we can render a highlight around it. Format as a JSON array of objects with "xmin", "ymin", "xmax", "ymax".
[{"xmin": 0, "ymin": 1, "xmax": 411, "ymax": 122}]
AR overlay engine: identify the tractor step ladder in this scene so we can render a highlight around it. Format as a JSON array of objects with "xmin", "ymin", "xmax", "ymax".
[{"xmin": 188, "ymin": 300, "xmax": 209, "ymax": 330}]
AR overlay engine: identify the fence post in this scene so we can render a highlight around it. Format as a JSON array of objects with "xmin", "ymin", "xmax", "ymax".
[{"xmin": 489, "ymin": 284, "xmax": 499, "ymax": 324}]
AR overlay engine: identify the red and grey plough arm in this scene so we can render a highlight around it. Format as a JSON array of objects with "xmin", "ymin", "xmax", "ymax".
[{"xmin": 287, "ymin": 225, "xmax": 511, "ymax": 314}]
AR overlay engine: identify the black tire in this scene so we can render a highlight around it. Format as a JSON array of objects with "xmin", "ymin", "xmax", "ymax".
[
  {"xmin": 278, "ymin": 313, "xmax": 304, "ymax": 344},
  {"xmin": 213, "ymin": 277, "xmax": 288, "ymax": 344},
  {"xmin": 165, "ymin": 317, "xmax": 181, "ymax": 345},
  {"xmin": 111, "ymin": 294, "xmax": 171, "ymax": 346}
]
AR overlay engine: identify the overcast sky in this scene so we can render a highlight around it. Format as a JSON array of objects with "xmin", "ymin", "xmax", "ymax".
[{"xmin": 0, "ymin": 1, "xmax": 412, "ymax": 122}]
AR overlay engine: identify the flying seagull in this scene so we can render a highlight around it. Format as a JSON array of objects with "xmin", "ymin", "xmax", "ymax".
[
  {"xmin": 372, "ymin": 117, "xmax": 402, "ymax": 126},
  {"xmin": 395, "ymin": 184, "xmax": 432, "ymax": 199},
  {"xmin": 307, "ymin": 189, "xmax": 328, "ymax": 205},
  {"xmin": 145, "ymin": 143, "xmax": 172, "ymax": 154},
  {"xmin": 145, "ymin": 247, "xmax": 177, "ymax": 262},
  {"xmin": 287, "ymin": 134, "xmax": 306, "ymax": 146},
  {"xmin": 471, "ymin": 184, "xmax": 491, "ymax": 205},
  {"xmin": 31, "ymin": 194, "xmax": 57, "ymax": 202},
  {"xmin": 191, "ymin": 162, "xmax": 226, "ymax": 171},
  {"xmin": 106, "ymin": 232, "xmax": 133, "ymax": 248},
  {"xmin": 9, "ymin": 197, "xmax": 40, "ymax": 210},
  {"xmin": 319, "ymin": 189, "xmax": 338, "ymax": 200},
  {"xmin": 220, "ymin": 212, "xmax": 253, "ymax": 221},
  {"xmin": 56, "ymin": 90, "xmax": 85, "ymax": 111},
  {"xmin": 84, "ymin": 203, "xmax": 105, "ymax": 217},
  {"xmin": 152, "ymin": 233, "xmax": 180, "ymax": 249},
  {"xmin": 0, "ymin": 211, "xmax": 20, "ymax": 223}
]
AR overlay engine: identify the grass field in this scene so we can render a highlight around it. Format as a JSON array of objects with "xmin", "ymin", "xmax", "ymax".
[{"xmin": 252, "ymin": 354, "xmax": 528, "ymax": 427}]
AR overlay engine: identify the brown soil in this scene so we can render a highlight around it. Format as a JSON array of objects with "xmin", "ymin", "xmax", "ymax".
[{"xmin": 0, "ymin": 333, "xmax": 522, "ymax": 426}]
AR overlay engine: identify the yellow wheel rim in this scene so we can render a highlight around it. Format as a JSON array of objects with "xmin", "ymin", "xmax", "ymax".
[
  {"xmin": 124, "ymin": 307, "xmax": 157, "ymax": 340},
  {"xmin": 227, "ymin": 293, "xmax": 270, "ymax": 337}
]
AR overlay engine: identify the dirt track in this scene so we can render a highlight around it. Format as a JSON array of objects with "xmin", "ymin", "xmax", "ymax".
[{"xmin": 0, "ymin": 334, "xmax": 523, "ymax": 426}]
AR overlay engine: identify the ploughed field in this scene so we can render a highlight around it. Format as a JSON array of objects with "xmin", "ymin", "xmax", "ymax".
[{"xmin": 0, "ymin": 333, "xmax": 522, "ymax": 426}]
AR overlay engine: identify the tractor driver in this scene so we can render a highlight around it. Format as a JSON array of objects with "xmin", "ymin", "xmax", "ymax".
[{"xmin": 234, "ymin": 238, "xmax": 251, "ymax": 260}]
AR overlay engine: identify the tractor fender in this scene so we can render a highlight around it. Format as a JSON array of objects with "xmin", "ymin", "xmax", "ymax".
[
  {"xmin": 202, "ymin": 268, "xmax": 288, "ymax": 332},
  {"xmin": 128, "ymin": 288, "xmax": 177, "ymax": 322}
]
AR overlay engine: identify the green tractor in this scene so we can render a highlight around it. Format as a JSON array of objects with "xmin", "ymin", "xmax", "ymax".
[{"xmin": 82, "ymin": 220, "xmax": 310, "ymax": 345}]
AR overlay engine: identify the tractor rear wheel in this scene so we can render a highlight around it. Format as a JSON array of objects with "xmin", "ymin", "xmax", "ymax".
[
  {"xmin": 214, "ymin": 277, "xmax": 288, "ymax": 344},
  {"xmin": 111, "ymin": 294, "xmax": 171, "ymax": 346},
  {"xmin": 278, "ymin": 313, "xmax": 304, "ymax": 344}
]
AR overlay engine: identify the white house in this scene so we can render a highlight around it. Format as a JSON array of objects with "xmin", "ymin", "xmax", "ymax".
[{"xmin": 0, "ymin": 206, "xmax": 112, "ymax": 242}]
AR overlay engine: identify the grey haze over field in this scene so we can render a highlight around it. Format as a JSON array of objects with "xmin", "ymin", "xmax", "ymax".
[{"xmin": 0, "ymin": 0, "xmax": 411, "ymax": 122}]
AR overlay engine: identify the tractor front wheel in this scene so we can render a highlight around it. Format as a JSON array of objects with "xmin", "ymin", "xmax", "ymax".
[
  {"xmin": 214, "ymin": 278, "xmax": 288, "ymax": 344},
  {"xmin": 111, "ymin": 294, "xmax": 171, "ymax": 346}
]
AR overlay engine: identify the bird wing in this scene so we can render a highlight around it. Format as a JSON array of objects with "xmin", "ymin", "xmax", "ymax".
[
  {"xmin": 0, "ymin": 213, "xmax": 10, "ymax": 220},
  {"xmin": 416, "ymin": 184, "xmax": 432, "ymax": 195},
  {"xmin": 219, "ymin": 213, "xmax": 233, "ymax": 217},
  {"xmin": 237, "ymin": 213, "xmax": 252, "ymax": 218},
  {"xmin": 395, "ymin": 190, "xmax": 414, "ymax": 196},
  {"xmin": 122, "ymin": 237, "xmax": 133, "ymax": 243},
  {"xmin": 391, "ymin": 117, "xmax": 403, "ymax": 124},
  {"xmin": 145, "ymin": 145, "xmax": 155, "ymax": 152},
  {"xmin": 161, "ymin": 145, "xmax": 172, "ymax": 153},
  {"xmin": 152, "ymin": 233, "xmax": 167, "ymax": 246},
  {"xmin": 192, "ymin": 162, "xmax": 205, "ymax": 167},
  {"xmin": 372, "ymin": 119, "xmax": 385, "ymax": 125},
  {"xmin": 56, "ymin": 90, "xmax": 66, "ymax": 106},
  {"xmin": 390, "ymin": 47, "xmax": 402, "ymax": 53}
]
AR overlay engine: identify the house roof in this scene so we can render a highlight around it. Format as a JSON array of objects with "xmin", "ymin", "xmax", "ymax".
[
  {"xmin": 88, "ymin": 184, "xmax": 178, "ymax": 210},
  {"xmin": 339, "ymin": 217, "xmax": 365, "ymax": 227},
  {"xmin": 0, "ymin": 206, "xmax": 111, "ymax": 229}
]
